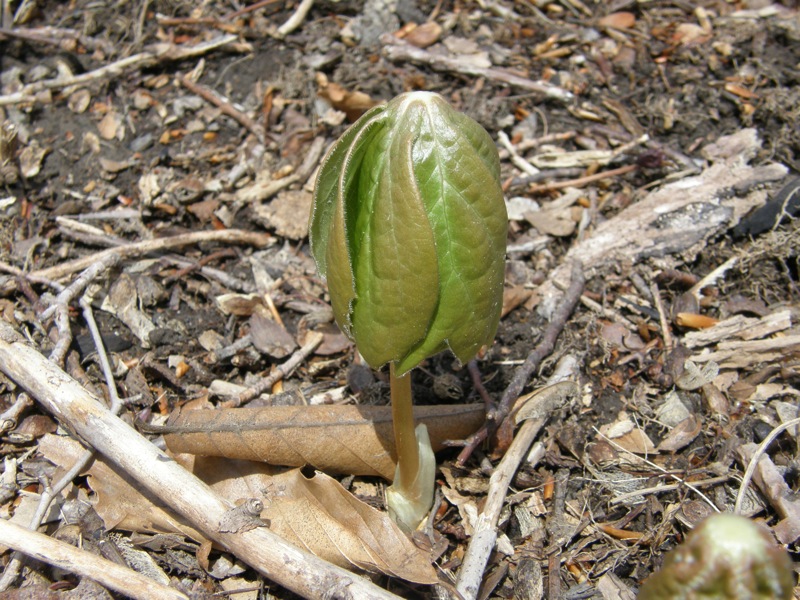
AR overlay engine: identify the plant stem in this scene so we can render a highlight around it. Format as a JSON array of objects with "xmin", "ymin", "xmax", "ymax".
[{"xmin": 390, "ymin": 363, "xmax": 418, "ymax": 485}]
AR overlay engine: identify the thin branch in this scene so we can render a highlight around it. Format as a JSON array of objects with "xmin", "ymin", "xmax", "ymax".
[
  {"xmin": 0, "ymin": 393, "xmax": 33, "ymax": 433},
  {"xmin": 0, "ymin": 34, "xmax": 243, "ymax": 106},
  {"xmin": 735, "ymin": 417, "xmax": 800, "ymax": 515},
  {"xmin": 650, "ymin": 282, "xmax": 674, "ymax": 353},
  {"xmin": 0, "ymin": 322, "xmax": 401, "ymax": 600},
  {"xmin": 0, "ymin": 25, "xmax": 114, "ymax": 54},
  {"xmin": 456, "ymin": 262, "xmax": 584, "ymax": 466},
  {"xmin": 0, "ymin": 261, "xmax": 122, "ymax": 591},
  {"xmin": 381, "ymin": 35, "xmax": 574, "ymax": 103},
  {"xmin": 455, "ymin": 356, "xmax": 578, "ymax": 600},
  {"xmin": 275, "ymin": 0, "xmax": 315, "ymax": 37},
  {"xmin": 178, "ymin": 74, "xmax": 265, "ymax": 142},
  {"xmin": 0, "ymin": 519, "xmax": 188, "ymax": 600},
  {"xmin": 527, "ymin": 164, "xmax": 637, "ymax": 194},
  {"xmin": 18, "ymin": 229, "xmax": 271, "ymax": 285},
  {"xmin": 227, "ymin": 331, "xmax": 324, "ymax": 407}
]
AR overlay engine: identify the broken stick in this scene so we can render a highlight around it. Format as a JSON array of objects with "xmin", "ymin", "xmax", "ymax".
[{"xmin": 0, "ymin": 321, "xmax": 401, "ymax": 600}]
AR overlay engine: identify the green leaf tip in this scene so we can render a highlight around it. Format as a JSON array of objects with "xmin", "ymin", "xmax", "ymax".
[
  {"xmin": 638, "ymin": 513, "xmax": 794, "ymax": 600},
  {"xmin": 309, "ymin": 91, "xmax": 507, "ymax": 374}
]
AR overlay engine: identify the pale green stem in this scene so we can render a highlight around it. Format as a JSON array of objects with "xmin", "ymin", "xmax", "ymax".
[{"xmin": 390, "ymin": 363, "xmax": 418, "ymax": 485}]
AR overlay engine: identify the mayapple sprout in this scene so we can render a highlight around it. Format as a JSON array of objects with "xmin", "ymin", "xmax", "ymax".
[
  {"xmin": 638, "ymin": 513, "xmax": 794, "ymax": 600},
  {"xmin": 309, "ymin": 92, "xmax": 507, "ymax": 531}
]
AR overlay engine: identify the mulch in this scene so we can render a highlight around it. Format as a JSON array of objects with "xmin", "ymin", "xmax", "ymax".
[{"xmin": 0, "ymin": 0, "xmax": 799, "ymax": 598}]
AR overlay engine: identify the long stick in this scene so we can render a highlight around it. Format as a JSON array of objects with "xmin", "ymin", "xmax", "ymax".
[
  {"xmin": 455, "ymin": 356, "xmax": 579, "ymax": 600},
  {"xmin": 0, "ymin": 519, "xmax": 188, "ymax": 600},
  {"xmin": 0, "ymin": 321, "xmax": 400, "ymax": 600}
]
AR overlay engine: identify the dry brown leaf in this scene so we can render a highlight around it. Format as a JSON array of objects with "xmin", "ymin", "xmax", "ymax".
[
  {"xmin": 67, "ymin": 89, "xmax": 92, "ymax": 113},
  {"xmin": 525, "ymin": 210, "xmax": 576, "ymax": 237},
  {"xmin": 194, "ymin": 457, "xmax": 437, "ymax": 583},
  {"xmin": 163, "ymin": 404, "xmax": 485, "ymax": 480},
  {"xmin": 38, "ymin": 434, "xmax": 204, "ymax": 540},
  {"xmin": 98, "ymin": 110, "xmax": 123, "ymax": 140},
  {"xmin": 100, "ymin": 273, "xmax": 156, "ymax": 347},
  {"xmin": 598, "ymin": 414, "xmax": 657, "ymax": 455},
  {"xmin": 268, "ymin": 468, "xmax": 436, "ymax": 583},
  {"xmin": 187, "ymin": 198, "xmax": 221, "ymax": 222},
  {"xmin": 252, "ymin": 189, "xmax": 313, "ymax": 240},
  {"xmin": 314, "ymin": 321, "xmax": 352, "ymax": 355},
  {"xmin": 215, "ymin": 292, "xmax": 264, "ymax": 316},
  {"xmin": 737, "ymin": 443, "xmax": 800, "ymax": 544},
  {"xmin": 316, "ymin": 76, "xmax": 378, "ymax": 122},
  {"xmin": 674, "ymin": 312, "xmax": 719, "ymax": 329},
  {"xmin": 609, "ymin": 429, "xmax": 656, "ymax": 455},
  {"xmin": 598, "ymin": 12, "xmax": 636, "ymax": 29},
  {"xmin": 656, "ymin": 415, "xmax": 701, "ymax": 453},
  {"xmin": 249, "ymin": 311, "xmax": 296, "ymax": 359},
  {"xmin": 672, "ymin": 22, "xmax": 710, "ymax": 46},
  {"xmin": 401, "ymin": 22, "xmax": 442, "ymax": 48},
  {"xmin": 39, "ymin": 436, "xmax": 436, "ymax": 583},
  {"xmin": 501, "ymin": 285, "xmax": 533, "ymax": 318},
  {"xmin": 19, "ymin": 141, "xmax": 49, "ymax": 179}
]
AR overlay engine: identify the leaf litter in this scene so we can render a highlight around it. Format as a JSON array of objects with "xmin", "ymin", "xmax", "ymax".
[{"xmin": 0, "ymin": 1, "xmax": 799, "ymax": 599}]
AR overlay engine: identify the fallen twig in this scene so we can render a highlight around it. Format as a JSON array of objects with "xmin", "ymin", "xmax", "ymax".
[
  {"xmin": 380, "ymin": 35, "xmax": 574, "ymax": 103},
  {"xmin": 0, "ymin": 519, "xmax": 188, "ymax": 600},
  {"xmin": 275, "ymin": 0, "xmax": 315, "ymax": 37},
  {"xmin": 0, "ymin": 322, "xmax": 401, "ymax": 600},
  {"xmin": 0, "ymin": 34, "xmax": 244, "ymax": 106},
  {"xmin": 0, "ymin": 25, "xmax": 114, "ymax": 54},
  {"xmin": 225, "ymin": 0, "xmax": 283, "ymax": 19},
  {"xmin": 178, "ymin": 74, "xmax": 265, "ymax": 142},
  {"xmin": 228, "ymin": 331, "xmax": 325, "ymax": 407},
  {"xmin": 456, "ymin": 262, "xmax": 584, "ymax": 466},
  {"xmin": 40, "ymin": 254, "xmax": 121, "ymax": 365},
  {"xmin": 497, "ymin": 130, "xmax": 539, "ymax": 176},
  {"xmin": 735, "ymin": 417, "xmax": 800, "ymax": 515},
  {"xmin": 527, "ymin": 164, "xmax": 637, "ymax": 194},
  {"xmin": 650, "ymin": 282, "xmax": 674, "ymax": 353},
  {"xmin": 0, "ymin": 261, "xmax": 123, "ymax": 590},
  {"xmin": 0, "ymin": 393, "xmax": 33, "ymax": 433},
  {"xmin": 17, "ymin": 229, "xmax": 271, "ymax": 285},
  {"xmin": 455, "ymin": 356, "xmax": 579, "ymax": 600}
]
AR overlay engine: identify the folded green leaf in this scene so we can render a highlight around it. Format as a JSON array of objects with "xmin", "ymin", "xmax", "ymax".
[{"xmin": 309, "ymin": 92, "xmax": 507, "ymax": 374}]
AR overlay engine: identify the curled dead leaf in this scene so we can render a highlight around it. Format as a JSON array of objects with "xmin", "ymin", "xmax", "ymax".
[
  {"xmin": 39, "ymin": 436, "xmax": 436, "ymax": 583},
  {"xmin": 249, "ymin": 311, "xmax": 297, "ymax": 359},
  {"xmin": 674, "ymin": 312, "xmax": 719, "ymax": 329},
  {"xmin": 400, "ymin": 22, "xmax": 442, "ymax": 48},
  {"xmin": 259, "ymin": 468, "xmax": 437, "ymax": 583},
  {"xmin": 162, "ymin": 403, "xmax": 486, "ymax": 479},
  {"xmin": 316, "ymin": 74, "xmax": 378, "ymax": 122},
  {"xmin": 598, "ymin": 12, "xmax": 636, "ymax": 29},
  {"xmin": 216, "ymin": 293, "xmax": 264, "ymax": 316},
  {"xmin": 657, "ymin": 415, "xmax": 702, "ymax": 452}
]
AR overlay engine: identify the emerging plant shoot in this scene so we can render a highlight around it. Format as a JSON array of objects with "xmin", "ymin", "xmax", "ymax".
[
  {"xmin": 309, "ymin": 91, "xmax": 507, "ymax": 531},
  {"xmin": 638, "ymin": 513, "xmax": 793, "ymax": 600}
]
